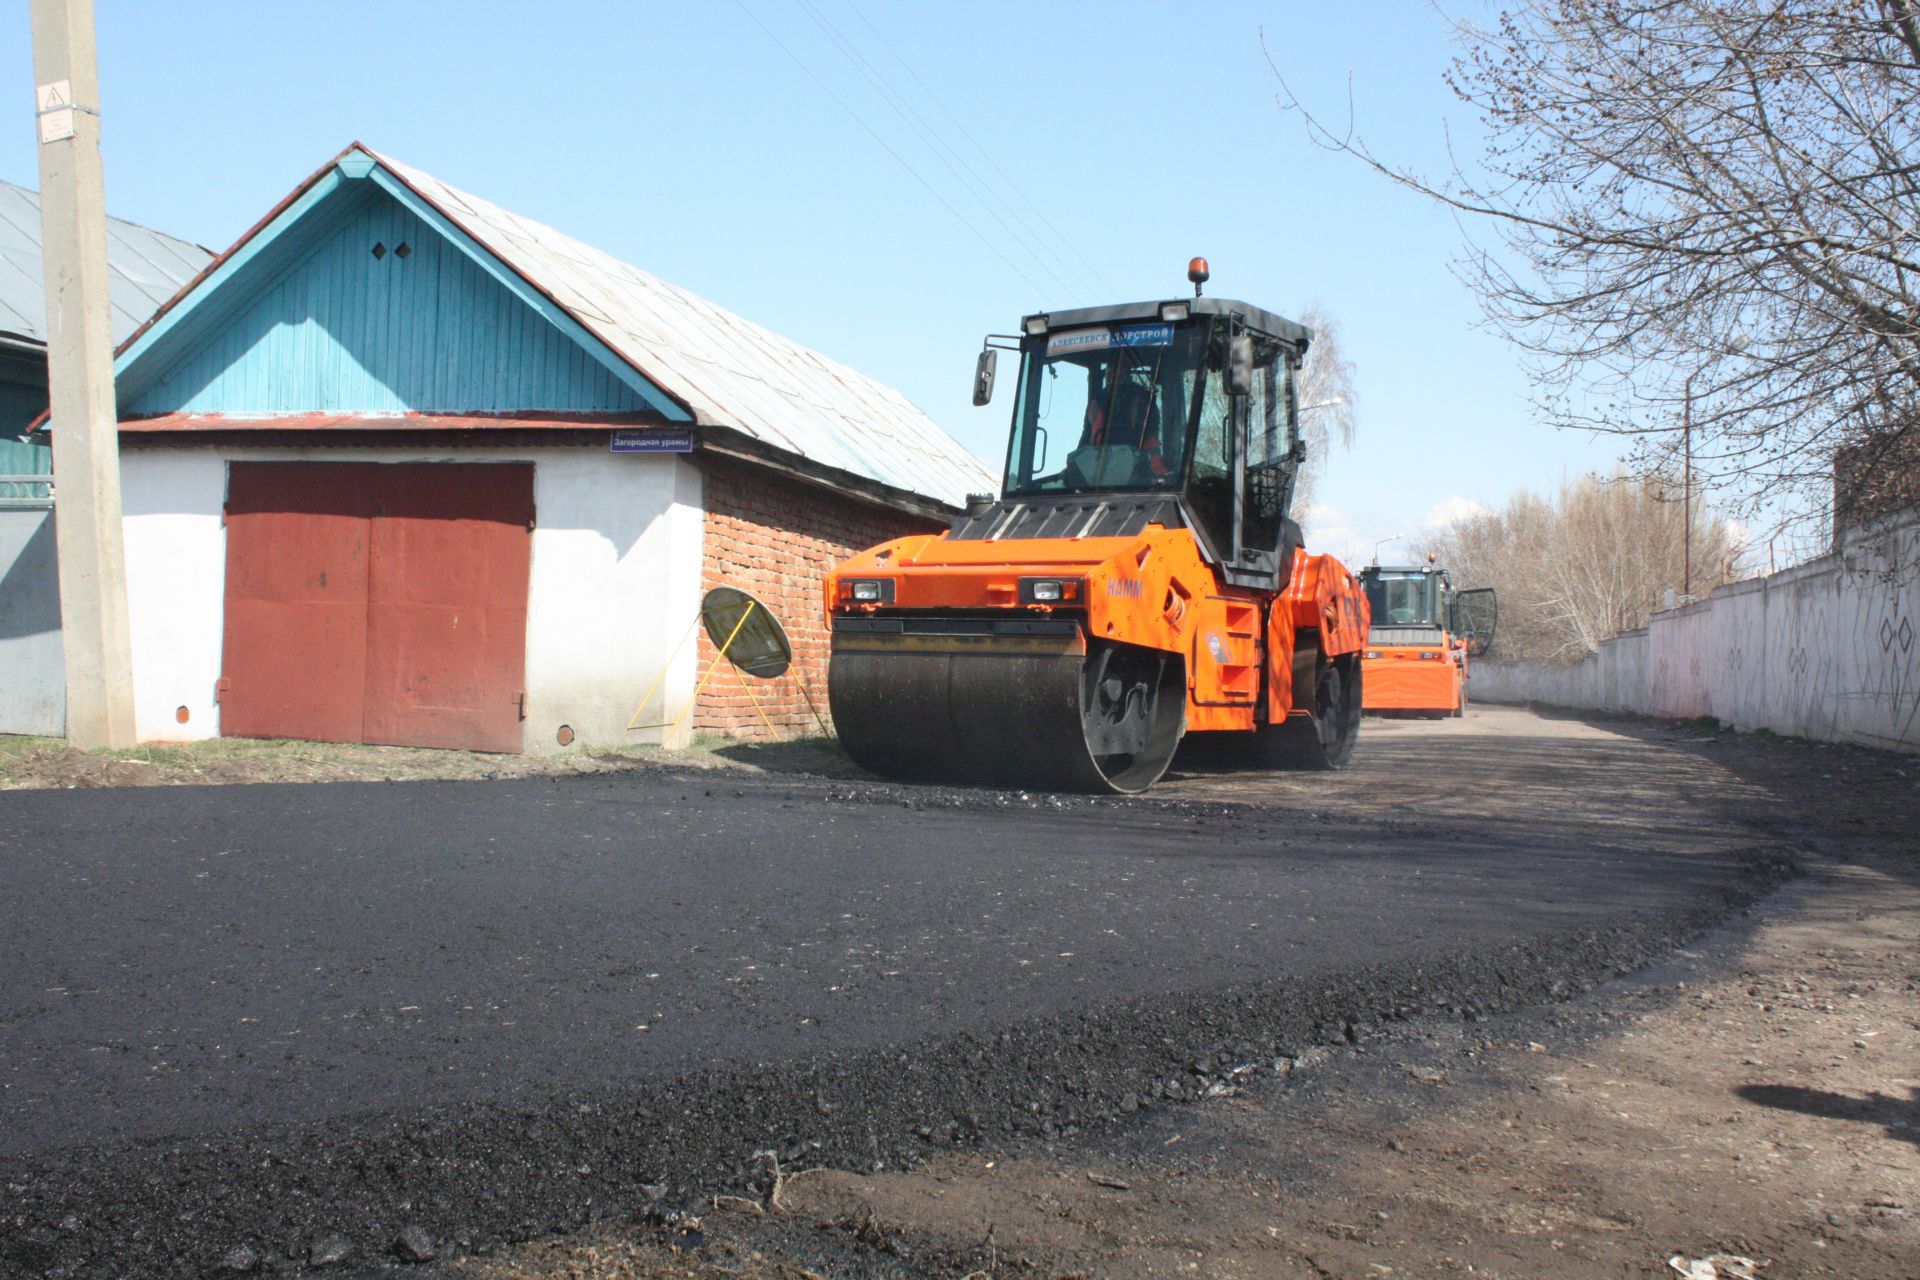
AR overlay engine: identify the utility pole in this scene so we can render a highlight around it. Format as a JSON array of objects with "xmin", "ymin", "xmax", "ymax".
[
  {"xmin": 1682, "ymin": 371, "xmax": 1694, "ymax": 601},
  {"xmin": 31, "ymin": 0, "xmax": 136, "ymax": 748}
]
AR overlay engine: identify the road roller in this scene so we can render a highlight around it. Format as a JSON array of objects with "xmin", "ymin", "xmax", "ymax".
[
  {"xmin": 826, "ymin": 260, "xmax": 1369, "ymax": 793},
  {"xmin": 1359, "ymin": 559, "xmax": 1498, "ymax": 717}
]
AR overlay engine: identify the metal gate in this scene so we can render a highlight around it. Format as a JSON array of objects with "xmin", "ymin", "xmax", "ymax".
[{"xmin": 220, "ymin": 461, "xmax": 533, "ymax": 752}]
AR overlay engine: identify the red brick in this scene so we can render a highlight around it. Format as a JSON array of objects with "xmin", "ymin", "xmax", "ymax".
[{"xmin": 693, "ymin": 457, "xmax": 942, "ymax": 739}]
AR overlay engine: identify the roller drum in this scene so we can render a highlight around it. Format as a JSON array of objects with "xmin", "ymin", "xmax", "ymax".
[{"xmin": 829, "ymin": 623, "xmax": 1185, "ymax": 794}]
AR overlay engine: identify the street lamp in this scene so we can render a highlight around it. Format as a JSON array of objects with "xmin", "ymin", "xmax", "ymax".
[{"xmin": 1372, "ymin": 533, "xmax": 1402, "ymax": 565}]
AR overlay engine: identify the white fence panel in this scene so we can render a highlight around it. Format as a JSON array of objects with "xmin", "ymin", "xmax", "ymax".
[{"xmin": 1474, "ymin": 516, "xmax": 1919, "ymax": 753}]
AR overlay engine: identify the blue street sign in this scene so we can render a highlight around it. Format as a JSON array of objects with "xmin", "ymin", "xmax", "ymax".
[{"xmin": 611, "ymin": 428, "xmax": 695, "ymax": 454}]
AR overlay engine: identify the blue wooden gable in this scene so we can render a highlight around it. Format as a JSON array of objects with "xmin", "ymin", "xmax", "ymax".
[{"xmin": 116, "ymin": 156, "xmax": 688, "ymax": 422}]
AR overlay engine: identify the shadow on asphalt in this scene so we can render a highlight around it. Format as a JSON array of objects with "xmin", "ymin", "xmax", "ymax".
[
  {"xmin": 706, "ymin": 735, "xmax": 862, "ymax": 777},
  {"xmin": 1512, "ymin": 704, "xmax": 1920, "ymax": 886},
  {"xmin": 1736, "ymin": 1082, "xmax": 1920, "ymax": 1149}
]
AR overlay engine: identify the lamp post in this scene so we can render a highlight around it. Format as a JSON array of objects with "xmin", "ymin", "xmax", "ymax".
[{"xmin": 1372, "ymin": 534, "xmax": 1402, "ymax": 565}]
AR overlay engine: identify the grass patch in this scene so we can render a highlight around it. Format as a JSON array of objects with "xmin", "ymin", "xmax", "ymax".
[
  {"xmin": 95, "ymin": 743, "xmax": 202, "ymax": 769},
  {"xmin": 0, "ymin": 734, "xmax": 64, "ymax": 777}
]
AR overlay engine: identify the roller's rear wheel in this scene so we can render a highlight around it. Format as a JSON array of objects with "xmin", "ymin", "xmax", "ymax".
[{"xmin": 1264, "ymin": 655, "xmax": 1363, "ymax": 770}]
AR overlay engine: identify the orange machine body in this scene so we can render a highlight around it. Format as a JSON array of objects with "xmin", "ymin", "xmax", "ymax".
[
  {"xmin": 827, "ymin": 525, "xmax": 1368, "ymax": 733},
  {"xmin": 1360, "ymin": 639, "xmax": 1465, "ymax": 714}
]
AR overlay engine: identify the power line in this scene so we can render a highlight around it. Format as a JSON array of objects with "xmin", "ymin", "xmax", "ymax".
[
  {"xmin": 795, "ymin": 0, "xmax": 1084, "ymax": 299},
  {"xmin": 844, "ymin": 0, "xmax": 1120, "ymax": 299},
  {"xmin": 732, "ymin": 0, "xmax": 1045, "ymax": 298},
  {"xmin": 796, "ymin": 0, "xmax": 1095, "ymax": 302}
]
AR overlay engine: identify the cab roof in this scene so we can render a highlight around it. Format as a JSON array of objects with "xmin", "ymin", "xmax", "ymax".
[{"xmin": 1024, "ymin": 296, "xmax": 1312, "ymax": 350}]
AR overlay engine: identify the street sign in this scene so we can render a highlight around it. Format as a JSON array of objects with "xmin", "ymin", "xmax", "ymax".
[{"xmin": 610, "ymin": 428, "xmax": 694, "ymax": 454}]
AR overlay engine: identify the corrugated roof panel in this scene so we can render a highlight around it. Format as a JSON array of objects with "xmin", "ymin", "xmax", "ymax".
[
  {"xmin": 372, "ymin": 151, "xmax": 995, "ymax": 509},
  {"xmin": 0, "ymin": 180, "xmax": 213, "ymax": 348}
]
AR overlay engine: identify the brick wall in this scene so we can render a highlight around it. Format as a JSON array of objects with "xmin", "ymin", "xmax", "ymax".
[{"xmin": 695, "ymin": 455, "xmax": 943, "ymax": 739}]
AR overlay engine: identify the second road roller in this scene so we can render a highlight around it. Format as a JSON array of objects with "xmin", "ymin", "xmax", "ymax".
[
  {"xmin": 1359, "ymin": 558, "xmax": 1498, "ymax": 718},
  {"xmin": 825, "ymin": 260, "xmax": 1369, "ymax": 794}
]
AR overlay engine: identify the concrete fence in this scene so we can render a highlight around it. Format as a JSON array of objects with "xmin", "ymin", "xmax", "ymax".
[{"xmin": 1472, "ymin": 515, "xmax": 1920, "ymax": 753}]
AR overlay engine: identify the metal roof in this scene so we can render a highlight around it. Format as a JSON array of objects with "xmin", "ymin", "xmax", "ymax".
[
  {"xmin": 363, "ymin": 150, "xmax": 997, "ymax": 510},
  {"xmin": 0, "ymin": 180, "xmax": 213, "ymax": 350}
]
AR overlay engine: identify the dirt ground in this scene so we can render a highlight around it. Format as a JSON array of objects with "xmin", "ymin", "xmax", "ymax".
[
  {"xmin": 434, "ymin": 712, "xmax": 1918, "ymax": 1280},
  {"xmin": 0, "ymin": 731, "xmax": 854, "ymax": 790}
]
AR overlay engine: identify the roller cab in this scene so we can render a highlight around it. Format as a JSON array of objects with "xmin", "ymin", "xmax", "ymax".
[{"xmin": 827, "ymin": 275, "xmax": 1368, "ymax": 793}]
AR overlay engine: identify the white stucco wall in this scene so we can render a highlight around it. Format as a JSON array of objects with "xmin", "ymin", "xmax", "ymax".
[
  {"xmin": 122, "ymin": 451, "xmax": 229, "ymax": 742},
  {"xmin": 1472, "ymin": 516, "xmax": 1920, "ymax": 753},
  {"xmin": 117, "ymin": 444, "xmax": 703, "ymax": 752},
  {"xmin": 522, "ymin": 449, "xmax": 704, "ymax": 751}
]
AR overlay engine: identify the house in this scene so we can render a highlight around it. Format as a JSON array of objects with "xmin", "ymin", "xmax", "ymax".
[
  {"xmin": 0, "ymin": 179, "xmax": 213, "ymax": 463},
  {"xmin": 0, "ymin": 182, "xmax": 213, "ymax": 736},
  {"xmin": 92, "ymin": 143, "xmax": 995, "ymax": 752},
  {"xmin": 1833, "ymin": 427, "xmax": 1920, "ymax": 549}
]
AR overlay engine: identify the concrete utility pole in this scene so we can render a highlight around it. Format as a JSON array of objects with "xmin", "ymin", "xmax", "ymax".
[
  {"xmin": 1682, "ymin": 369, "xmax": 1696, "ymax": 601},
  {"xmin": 31, "ymin": 0, "xmax": 136, "ymax": 749}
]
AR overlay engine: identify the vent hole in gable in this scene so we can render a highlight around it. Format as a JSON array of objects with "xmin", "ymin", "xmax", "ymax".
[{"xmin": 371, "ymin": 242, "xmax": 387, "ymax": 260}]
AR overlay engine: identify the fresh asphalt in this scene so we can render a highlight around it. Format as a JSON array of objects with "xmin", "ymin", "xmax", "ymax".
[
  {"xmin": 2, "ymin": 765, "xmax": 1760, "ymax": 1156},
  {"xmin": 0, "ymin": 714, "xmax": 1794, "ymax": 1276}
]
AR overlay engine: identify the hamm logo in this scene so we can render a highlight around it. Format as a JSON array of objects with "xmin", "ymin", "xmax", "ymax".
[{"xmin": 1106, "ymin": 577, "xmax": 1143, "ymax": 598}]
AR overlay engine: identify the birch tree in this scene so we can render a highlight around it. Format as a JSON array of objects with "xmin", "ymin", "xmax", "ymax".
[
  {"xmin": 1275, "ymin": 0, "xmax": 1920, "ymax": 531},
  {"xmin": 1293, "ymin": 302, "xmax": 1358, "ymax": 514}
]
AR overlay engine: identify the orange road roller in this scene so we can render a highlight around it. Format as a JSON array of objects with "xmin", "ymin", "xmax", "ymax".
[
  {"xmin": 1358, "ymin": 560, "xmax": 1497, "ymax": 717},
  {"xmin": 826, "ymin": 261, "xmax": 1369, "ymax": 793}
]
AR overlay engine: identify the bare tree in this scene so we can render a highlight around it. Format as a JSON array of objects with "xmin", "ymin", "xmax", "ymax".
[
  {"xmin": 1430, "ymin": 473, "xmax": 1743, "ymax": 662},
  {"xmin": 1272, "ymin": 1, "xmax": 1920, "ymax": 536},
  {"xmin": 1293, "ymin": 301, "xmax": 1358, "ymax": 514}
]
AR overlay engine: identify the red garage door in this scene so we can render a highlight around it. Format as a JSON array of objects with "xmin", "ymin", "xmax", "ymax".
[{"xmin": 220, "ymin": 461, "xmax": 533, "ymax": 752}]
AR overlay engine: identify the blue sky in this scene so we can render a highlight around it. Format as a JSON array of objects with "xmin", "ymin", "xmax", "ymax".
[{"xmin": 3, "ymin": 0, "xmax": 1629, "ymax": 566}]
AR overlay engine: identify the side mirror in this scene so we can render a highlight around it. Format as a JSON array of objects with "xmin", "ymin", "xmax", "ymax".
[
  {"xmin": 1226, "ymin": 334, "xmax": 1254, "ymax": 396},
  {"xmin": 972, "ymin": 348, "xmax": 998, "ymax": 406}
]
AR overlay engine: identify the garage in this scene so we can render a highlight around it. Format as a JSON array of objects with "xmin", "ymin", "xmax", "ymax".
[
  {"xmin": 90, "ymin": 145, "xmax": 991, "ymax": 752},
  {"xmin": 219, "ymin": 461, "xmax": 533, "ymax": 752}
]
